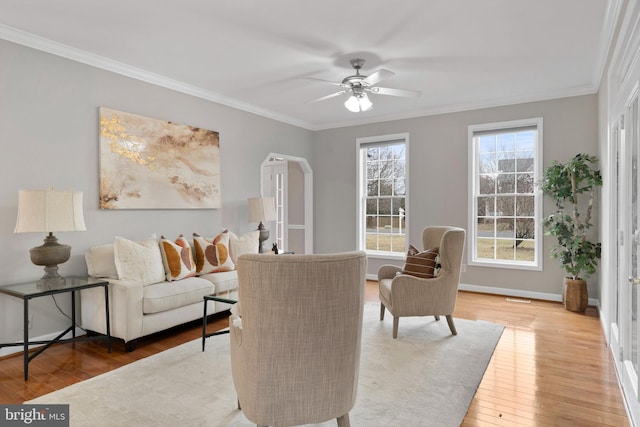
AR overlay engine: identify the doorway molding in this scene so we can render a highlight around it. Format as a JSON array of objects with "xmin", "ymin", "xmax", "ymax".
[{"xmin": 261, "ymin": 153, "xmax": 313, "ymax": 254}]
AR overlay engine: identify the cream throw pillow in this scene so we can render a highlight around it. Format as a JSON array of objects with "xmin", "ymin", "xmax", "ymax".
[
  {"xmin": 114, "ymin": 236, "xmax": 165, "ymax": 285},
  {"xmin": 228, "ymin": 230, "xmax": 260, "ymax": 265},
  {"xmin": 85, "ymin": 243, "xmax": 118, "ymax": 278}
]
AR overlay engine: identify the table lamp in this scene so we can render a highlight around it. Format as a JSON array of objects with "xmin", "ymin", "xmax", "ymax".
[
  {"xmin": 14, "ymin": 189, "xmax": 86, "ymax": 283},
  {"xmin": 247, "ymin": 196, "xmax": 276, "ymax": 253}
]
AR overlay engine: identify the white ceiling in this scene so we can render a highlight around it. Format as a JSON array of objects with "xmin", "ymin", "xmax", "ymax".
[{"xmin": 0, "ymin": 0, "xmax": 618, "ymax": 130}]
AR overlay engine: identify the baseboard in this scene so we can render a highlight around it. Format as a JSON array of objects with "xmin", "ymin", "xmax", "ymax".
[
  {"xmin": 0, "ymin": 327, "xmax": 85, "ymax": 358},
  {"xmin": 460, "ymin": 282, "xmax": 599, "ymax": 306},
  {"xmin": 458, "ymin": 282, "xmax": 559, "ymax": 301},
  {"xmin": 368, "ymin": 274, "xmax": 600, "ymax": 307},
  {"xmin": 599, "ymin": 307, "xmax": 610, "ymax": 343}
]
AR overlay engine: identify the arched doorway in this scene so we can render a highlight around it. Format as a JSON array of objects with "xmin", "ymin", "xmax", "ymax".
[{"xmin": 261, "ymin": 153, "xmax": 313, "ymax": 254}]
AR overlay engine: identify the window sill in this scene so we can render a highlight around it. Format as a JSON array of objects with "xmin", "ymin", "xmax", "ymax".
[
  {"xmin": 365, "ymin": 251, "xmax": 406, "ymax": 261},
  {"xmin": 469, "ymin": 259, "xmax": 542, "ymax": 271}
]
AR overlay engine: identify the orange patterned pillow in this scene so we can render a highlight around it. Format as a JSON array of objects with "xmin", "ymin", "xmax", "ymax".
[
  {"xmin": 159, "ymin": 235, "xmax": 196, "ymax": 281},
  {"xmin": 193, "ymin": 230, "xmax": 235, "ymax": 275}
]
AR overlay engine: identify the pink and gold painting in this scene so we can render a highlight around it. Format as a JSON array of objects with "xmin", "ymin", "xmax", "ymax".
[{"xmin": 99, "ymin": 107, "xmax": 221, "ymax": 209}]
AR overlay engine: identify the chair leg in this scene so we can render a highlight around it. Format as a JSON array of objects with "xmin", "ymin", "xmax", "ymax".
[
  {"xmin": 380, "ymin": 303, "xmax": 385, "ymax": 320},
  {"xmin": 337, "ymin": 413, "xmax": 351, "ymax": 427},
  {"xmin": 393, "ymin": 316, "xmax": 399, "ymax": 338},
  {"xmin": 446, "ymin": 315, "xmax": 458, "ymax": 335}
]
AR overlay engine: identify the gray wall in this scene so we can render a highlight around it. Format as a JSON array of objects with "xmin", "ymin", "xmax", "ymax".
[
  {"xmin": 0, "ymin": 39, "xmax": 313, "ymax": 347},
  {"xmin": 312, "ymin": 95, "xmax": 599, "ymax": 298}
]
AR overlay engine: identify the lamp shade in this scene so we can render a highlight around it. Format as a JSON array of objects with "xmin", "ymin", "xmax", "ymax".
[
  {"xmin": 14, "ymin": 189, "xmax": 86, "ymax": 233},
  {"xmin": 247, "ymin": 197, "xmax": 276, "ymax": 223}
]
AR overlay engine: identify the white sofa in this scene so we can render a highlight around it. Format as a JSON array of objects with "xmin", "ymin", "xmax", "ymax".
[{"xmin": 80, "ymin": 231, "xmax": 255, "ymax": 351}]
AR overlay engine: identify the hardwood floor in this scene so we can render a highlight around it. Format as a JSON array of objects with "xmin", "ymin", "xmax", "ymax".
[
  {"xmin": 456, "ymin": 291, "xmax": 628, "ymax": 427},
  {"xmin": 0, "ymin": 282, "xmax": 630, "ymax": 426}
]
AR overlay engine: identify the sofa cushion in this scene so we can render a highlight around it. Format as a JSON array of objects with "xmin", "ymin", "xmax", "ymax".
[
  {"xmin": 228, "ymin": 230, "xmax": 260, "ymax": 265},
  {"xmin": 379, "ymin": 278, "xmax": 393, "ymax": 302},
  {"xmin": 114, "ymin": 236, "xmax": 165, "ymax": 286},
  {"xmin": 143, "ymin": 277, "xmax": 214, "ymax": 314},
  {"xmin": 193, "ymin": 231, "xmax": 235, "ymax": 274},
  {"xmin": 199, "ymin": 270, "xmax": 238, "ymax": 294},
  {"xmin": 85, "ymin": 244, "xmax": 118, "ymax": 278},
  {"xmin": 159, "ymin": 235, "xmax": 196, "ymax": 281}
]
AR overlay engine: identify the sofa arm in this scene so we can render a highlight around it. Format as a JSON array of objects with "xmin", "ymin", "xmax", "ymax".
[{"xmin": 80, "ymin": 278, "xmax": 144, "ymax": 343}]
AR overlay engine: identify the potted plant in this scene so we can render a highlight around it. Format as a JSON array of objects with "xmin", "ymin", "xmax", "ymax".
[{"xmin": 539, "ymin": 153, "xmax": 602, "ymax": 312}]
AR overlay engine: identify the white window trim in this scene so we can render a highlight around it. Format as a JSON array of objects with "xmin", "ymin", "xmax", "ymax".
[
  {"xmin": 467, "ymin": 118, "xmax": 543, "ymax": 271},
  {"xmin": 356, "ymin": 132, "xmax": 409, "ymax": 258}
]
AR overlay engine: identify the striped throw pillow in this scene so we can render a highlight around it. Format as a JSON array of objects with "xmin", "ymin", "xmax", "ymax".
[{"xmin": 403, "ymin": 246, "xmax": 440, "ymax": 279}]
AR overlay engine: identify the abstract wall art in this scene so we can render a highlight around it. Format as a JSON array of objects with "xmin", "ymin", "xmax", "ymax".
[{"xmin": 99, "ymin": 107, "xmax": 221, "ymax": 209}]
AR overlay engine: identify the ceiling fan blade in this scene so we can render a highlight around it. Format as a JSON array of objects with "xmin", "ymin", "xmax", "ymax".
[
  {"xmin": 369, "ymin": 86, "xmax": 422, "ymax": 98},
  {"xmin": 304, "ymin": 77, "xmax": 344, "ymax": 86},
  {"xmin": 307, "ymin": 89, "xmax": 349, "ymax": 103},
  {"xmin": 363, "ymin": 69, "xmax": 394, "ymax": 86}
]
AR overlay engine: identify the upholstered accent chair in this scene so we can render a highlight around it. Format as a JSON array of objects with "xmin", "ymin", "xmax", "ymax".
[
  {"xmin": 378, "ymin": 226, "xmax": 465, "ymax": 339},
  {"xmin": 230, "ymin": 251, "xmax": 367, "ymax": 427}
]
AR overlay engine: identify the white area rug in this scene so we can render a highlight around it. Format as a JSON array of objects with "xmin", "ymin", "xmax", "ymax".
[{"xmin": 28, "ymin": 304, "xmax": 503, "ymax": 427}]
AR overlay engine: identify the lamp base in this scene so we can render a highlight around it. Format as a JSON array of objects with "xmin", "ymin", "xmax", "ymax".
[
  {"xmin": 257, "ymin": 222, "xmax": 270, "ymax": 253},
  {"xmin": 29, "ymin": 233, "xmax": 71, "ymax": 281},
  {"xmin": 37, "ymin": 276, "xmax": 67, "ymax": 290}
]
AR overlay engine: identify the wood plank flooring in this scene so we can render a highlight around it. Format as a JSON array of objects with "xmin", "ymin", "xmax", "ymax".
[
  {"xmin": 456, "ymin": 291, "xmax": 628, "ymax": 427},
  {"xmin": 0, "ymin": 282, "xmax": 630, "ymax": 426}
]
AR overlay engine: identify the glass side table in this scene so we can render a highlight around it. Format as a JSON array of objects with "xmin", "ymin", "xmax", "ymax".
[{"xmin": 0, "ymin": 276, "xmax": 111, "ymax": 380}]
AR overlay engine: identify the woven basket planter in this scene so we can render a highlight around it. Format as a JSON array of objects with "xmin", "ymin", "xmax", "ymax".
[{"xmin": 563, "ymin": 278, "xmax": 588, "ymax": 312}]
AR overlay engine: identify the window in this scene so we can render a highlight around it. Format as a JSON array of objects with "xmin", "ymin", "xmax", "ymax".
[
  {"xmin": 357, "ymin": 134, "xmax": 408, "ymax": 257},
  {"xmin": 468, "ymin": 118, "xmax": 542, "ymax": 269}
]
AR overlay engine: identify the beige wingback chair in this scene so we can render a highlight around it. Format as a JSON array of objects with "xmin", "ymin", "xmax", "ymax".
[
  {"xmin": 378, "ymin": 226, "xmax": 465, "ymax": 338},
  {"xmin": 230, "ymin": 252, "xmax": 367, "ymax": 427}
]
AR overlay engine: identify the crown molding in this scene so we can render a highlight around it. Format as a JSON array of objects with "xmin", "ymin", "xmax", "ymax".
[
  {"xmin": 0, "ymin": 24, "xmax": 315, "ymax": 130},
  {"xmin": 592, "ymin": 0, "xmax": 624, "ymax": 88}
]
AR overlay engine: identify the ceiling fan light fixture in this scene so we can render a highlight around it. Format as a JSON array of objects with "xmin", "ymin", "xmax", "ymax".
[
  {"xmin": 345, "ymin": 93, "xmax": 372, "ymax": 113},
  {"xmin": 308, "ymin": 57, "xmax": 419, "ymax": 109}
]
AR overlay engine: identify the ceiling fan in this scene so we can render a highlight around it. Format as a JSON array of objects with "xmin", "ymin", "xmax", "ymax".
[{"xmin": 308, "ymin": 58, "xmax": 421, "ymax": 112}]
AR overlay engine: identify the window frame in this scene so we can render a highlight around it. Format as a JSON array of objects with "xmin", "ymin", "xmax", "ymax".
[
  {"xmin": 468, "ymin": 118, "xmax": 543, "ymax": 270},
  {"xmin": 356, "ymin": 133, "xmax": 409, "ymax": 260}
]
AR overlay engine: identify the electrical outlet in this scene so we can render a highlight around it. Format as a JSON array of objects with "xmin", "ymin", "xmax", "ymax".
[
  {"xmin": 28, "ymin": 315, "xmax": 33, "ymax": 329},
  {"xmin": 461, "ymin": 264, "xmax": 467, "ymax": 273}
]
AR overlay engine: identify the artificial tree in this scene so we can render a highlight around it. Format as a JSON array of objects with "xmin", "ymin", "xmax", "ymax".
[{"xmin": 540, "ymin": 153, "xmax": 602, "ymax": 311}]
